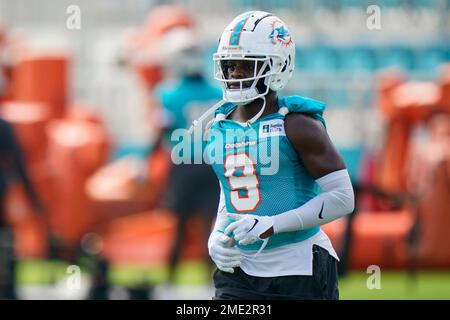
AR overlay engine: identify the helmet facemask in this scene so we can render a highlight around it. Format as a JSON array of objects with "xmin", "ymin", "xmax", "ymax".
[{"xmin": 213, "ymin": 53, "xmax": 284, "ymax": 105}]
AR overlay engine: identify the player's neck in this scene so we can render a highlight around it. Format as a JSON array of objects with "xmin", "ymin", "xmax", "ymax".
[{"xmin": 231, "ymin": 92, "xmax": 278, "ymax": 123}]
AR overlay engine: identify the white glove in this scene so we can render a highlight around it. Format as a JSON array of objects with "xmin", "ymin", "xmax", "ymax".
[
  {"xmin": 224, "ymin": 213, "xmax": 274, "ymax": 246},
  {"xmin": 208, "ymin": 231, "xmax": 243, "ymax": 274}
]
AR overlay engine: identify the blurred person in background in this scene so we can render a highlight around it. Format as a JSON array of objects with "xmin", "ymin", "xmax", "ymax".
[
  {"xmin": 1, "ymin": 25, "xmax": 42, "ymax": 298},
  {"xmin": 153, "ymin": 19, "xmax": 222, "ymax": 290},
  {"xmin": 0, "ymin": 118, "xmax": 43, "ymax": 299},
  {"xmin": 0, "ymin": 22, "xmax": 17, "ymax": 300},
  {"xmin": 0, "ymin": 22, "xmax": 9, "ymax": 103},
  {"xmin": 114, "ymin": 5, "xmax": 197, "ymax": 161}
]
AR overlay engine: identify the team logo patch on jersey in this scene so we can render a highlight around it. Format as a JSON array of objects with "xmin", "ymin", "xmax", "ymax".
[{"xmin": 259, "ymin": 119, "xmax": 285, "ymax": 138}]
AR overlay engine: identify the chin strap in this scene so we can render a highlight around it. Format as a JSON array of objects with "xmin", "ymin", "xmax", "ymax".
[
  {"xmin": 188, "ymin": 95, "xmax": 267, "ymax": 140},
  {"xmin": 188, "ymin": 100, "xmax": 227, "ymax": 136},
  {"xmin": 245, "ymin": 96, "xmax": 266, "ymax": 125}
]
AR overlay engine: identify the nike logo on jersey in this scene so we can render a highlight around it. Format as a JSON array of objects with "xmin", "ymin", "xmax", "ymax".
[
  {"xmin": 318, "ymin": 202, "xmax": 325, "ymax": 219},
  {"xmin": 247, "ymin": 218, "xmax": 259, "ymax": 233}
]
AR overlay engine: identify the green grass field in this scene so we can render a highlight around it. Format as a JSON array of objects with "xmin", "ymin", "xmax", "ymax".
[
  {"xmin": 17, "ymin": 260, "xmax": 450, "ymax": 299},
  {"xmin": 339, "ymin": 271, "xmax": 450, "ymax": 300}
]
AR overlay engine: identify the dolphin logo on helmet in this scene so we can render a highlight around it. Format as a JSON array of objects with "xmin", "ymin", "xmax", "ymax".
[{"xmin": 269, "ymin": 20, "xmax": 293, "ymax": 46}]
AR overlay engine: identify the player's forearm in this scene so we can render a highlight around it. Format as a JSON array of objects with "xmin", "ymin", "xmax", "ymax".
[{"xmin": 272, "ymin": 169, "xmax": 354, "ymax": 233}]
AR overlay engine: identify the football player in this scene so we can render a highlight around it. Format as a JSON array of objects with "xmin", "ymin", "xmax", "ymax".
[{"xmin": 196, "ymin": 11, "xmax": 355, "ymax": 300}]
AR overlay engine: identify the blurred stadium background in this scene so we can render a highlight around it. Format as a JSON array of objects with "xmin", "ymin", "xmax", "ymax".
[{"xmin": 0, "ymin": 0, "xmax": 450, "ymax": 300}]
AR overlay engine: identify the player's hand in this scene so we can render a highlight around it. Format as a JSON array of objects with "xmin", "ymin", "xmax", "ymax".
[
  {"xmin": 225, "ymin": 213, "xmax": 274, "ymax": 246},
  {"xmin": 208, "ymin": 231, "xmax": 243, "ymax": 274}
]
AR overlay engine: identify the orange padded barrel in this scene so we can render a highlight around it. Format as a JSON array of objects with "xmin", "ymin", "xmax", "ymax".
[
  {"xmin": 46, "ymin": 119, "xmax": 109, "ymax": 246},
  {"xmin": 86, "ymin": 156, "xmax": 157, "ymax": 223},
  {"xmin": 349, "ymin": 210, "xmax": 413, "ymax": 269},
  {"xmin": 102, "ymin": 210, "xmax": 177, "ymax": 265},
  {"xmin": 101, "ymin": 209, "xmax": 205, "ymax": 265},
  {"xmin": 11, "ymin": 54, "xmax": 68, "ymax": 118}
]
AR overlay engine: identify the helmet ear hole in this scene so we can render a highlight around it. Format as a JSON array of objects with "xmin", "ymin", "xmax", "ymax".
[
  {"xmin": 281, "ymin": 60, "xmax": 287, "ymax": 72},
  {"xmin": 281, "ymin": 55, "xmax": 291, "ymax": 73}
]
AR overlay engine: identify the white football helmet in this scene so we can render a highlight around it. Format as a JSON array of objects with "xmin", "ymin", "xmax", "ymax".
[{"xmin": 213, "ymin": 11, "xmax": 295, "ymax": 105}]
